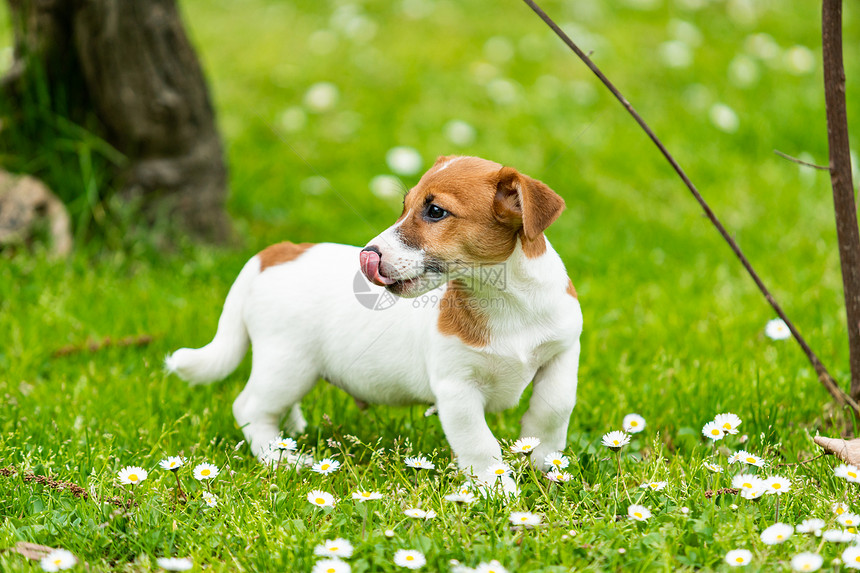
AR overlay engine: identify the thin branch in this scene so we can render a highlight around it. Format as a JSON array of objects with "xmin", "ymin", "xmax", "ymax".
[
  {"xmin": 521, "ymin": 0, "xmax": 860, "ymax": 416},
  {"xmin": 773, "ymin": 150, "xmax": 830, "ymax": 171},
  {"xmin": 822, "ymin": 0, "xmax": 860, "ymax": 403}
]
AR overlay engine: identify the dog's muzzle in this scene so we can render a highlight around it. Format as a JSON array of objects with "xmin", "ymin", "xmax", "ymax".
[{"xmin": 359, "ymin": 246, "xmax": 396, "ymax": 287}]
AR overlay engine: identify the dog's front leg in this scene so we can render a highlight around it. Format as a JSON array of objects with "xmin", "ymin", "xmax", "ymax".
[
  {"xmin": 433, "ymin": 381, "xmax": 516, "ymax": 494},
  {"xmin": 520, "ymin": 342, "xmax": 581, "ymax": 470}
]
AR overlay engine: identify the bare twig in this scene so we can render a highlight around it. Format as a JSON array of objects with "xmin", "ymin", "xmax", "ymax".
[
  {"xmin": 775, "ymin": 452, "xmax": 827, "ymax": 467},
  {"xmin": 51, "ymin": 334, "xmax": 154, "ymax": 358},
  {"xmin": 522, "ymin": 0, "xmax": 860, "ymax": 416},
  {"xmin": 822, "ymin": 0, "xmax": 860, "ymax": 403},
  {"xmin": 773, "ymin": 150, "xmax": 830, "ymax": 171}
]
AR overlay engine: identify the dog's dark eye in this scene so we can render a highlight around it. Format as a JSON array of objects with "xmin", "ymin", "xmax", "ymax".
[{"xmin": 425, "ymin": 204, "xmax": 449, "ymax": 222}]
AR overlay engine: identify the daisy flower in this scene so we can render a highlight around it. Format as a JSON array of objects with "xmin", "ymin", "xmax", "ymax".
[
  {"xmin": 543, "ymin": 451, "xmax": 570, "ymax": 470},
  {"xmin": 444, "ymin": 491, "xmax": 477, "ymax": 503},
  {"xmin": 117, "ymin": 466, "xmax": 148, "ymax": 485},
  {"xmin": 312, "ymin": 458, "xmax": 341, "ymax": 475},
  {"xmin": 728, "ymin": 451, "xmax": 743, "ymax": 464},
  {"xmin": 308, "ymin": 490, "xmax": 335, "ymax": 508},
  {"xmin": 274, "ymin": 437, "xmax": 298, "ymax": 451},
  {"xmin": 486, "ymin": 463, "xmax": 511, "ymax": 479},
  {"xmin": 474, "ymin": 560, "xmax": 508, "ymax": 573},
  {"xmin": 701, "ymin": 421, "xmax": 725, "ymax": 441},
  {"xmin": 352, "ymin": 490, "xmax": 383, "ymax": 501},
  {"xmin": 40, "ymin": 549, "xmax": 76, "ymax": 571},
  {"xmin": 843, "ymin": 546, "xmax": 860, "ymax": 569},
  {"xmin": 823, "ymin": 529, "xmax": 855, "ymax": 543},
  {"xmin": 834, "ymin": 502, "xmax": 850, "ymax": 515},
  {"xmin": 404, "ymin": 456, "xmax": 435, "ymax": 470},
  {"xmin": 704, "ymin": 462, "xmax": 724, "ymax": 473},
  {"xmin": 627, "ymin": 504, "xmax": 652, "ymax": 521},
  {"xmin": 201, "ymin": 491, "xmax": 218, "ymax": 508},
  {"xmin": 714, "ymin": 413, "xmax": 742, "ymax": 434},
  {"xmin": 835, "ymin": 464, "xmax": 860, "ymax": 483},
  {"xmin": 740, "ymin": 486, "xmax": 765, "ymax": 500},
  {"xmin": 156, "ymin": 557, "xmax": 193, "ymax": 571},
  {"xmin": 640, "ymin": 481, "xmax": 667, "ymax": 491},
  {"xmin": 510, "ymin": 437, "xmax": 540, "ymax": 454},
  {"xmin": 732, "ymin": 474, "xmax": 764, "ymax": 492},
  {"xmin": 725, "ymin": 549, "xmax": 752, "ymax": 567},
  {"xmin": 403, "ymin": 508, "xmax": 428, "ymax": 519},
  {"xmin": 546, "ymin": 470, "xmax": 573, "ymax": 483},
  {"xmin": 312, "ymin": 559, "xmax": 351, "ymax": 573},
  {"xmin": 601, "ymin": 431, "xmax": 630, "ymax": 451},
  {"xmin": 765, "ymin": 318, "xmax": 791, "ymax": 340},
  {"xmin": 159, "ymin": 456, "xmax": 185, "ymax": 471},
  {"xmin": 763, "ymin": 476, "xmax": 791, "ymax": 495},
  {"xmin": 393, "ymin": 549, "xmax": 426, "ymax": 569},
  {"xmin": 509, "ymin": 511, "xmax": 542, "ymax": 527},
  {"xmin": 796, "ymin": 518, "xmax": 826, "ymax": 534},
  {"xmin": 838, "ymin": 512, "xmax": 860, "ymax": 528},
  {"xmin": 623, "ymin": 413, "xmax": 646, "ymax": 433},
  {"xmin": 791, "ymin": 552, "xmax": 824, "ymax": 572},
  {"xmin": 761, "ymin": 523, "xmax": 793, "ymax": 545},
  {"xmin": 315, "ymin": 538, "xmax": 354, "ymax": 558},
  {"xmin": 193, "ymin": 462, "xmax": 219, "ymax": 481},
  {"xmin": 737, "ymin": 451, "xmax": 765, "ymax": 467}
]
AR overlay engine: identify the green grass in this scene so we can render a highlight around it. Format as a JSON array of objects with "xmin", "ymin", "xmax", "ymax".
[{"xmin": 2, "ymin": 0, "xmax": 860, "ymax": 570}]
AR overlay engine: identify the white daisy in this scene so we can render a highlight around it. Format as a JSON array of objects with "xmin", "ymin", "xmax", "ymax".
[
  {"xmin": 835, "ymin": 464, "xmax": 860, "ymax": 483},
  {"xmin": 404, "ymin": 508, "xmax": 427, "ymax": 518},
  {"xmin": 838, "ymin": 512, "xmax": 860, "ymax": 528},
  {"xmin": 725, "ymin": 549, "xmax": 752, "ymax": 567},
  {"xmin": 732, "ymin": 474, "xmax": 764, "ymax": 492},
  {"xmin": 510, "ymin": 437, "xmax": 541, "ymax": 454},
  {"xmin": 728, "ymin": 451, "xmax": 743, "ymax": 464},
  {"xmin": 714, "ymin": 413, "xmax": 742, "ymax": 434},
  {"xmin": 627, "ymin": 504, "xmax": 652, "ymax": 521},
  {"xmin": 352, "ymin": 490, "xmax": 383, "ymax": 501},
  {"xmin": 158, "ymin": 456, "xmax": 185, "ymax": 471},
  {"xmin": 308, "ymin": 490, "xmax": 335, "ymax": 508},
  {"xmin": 765, "ymin": 318, "xmax": 791, "ymax": 340},
  {"xmin": 275, "ymin": 437, "xmax": 298, "ymax": 451},
  {"xmin": 546, "ymin": 470, "xmax": 573, "ymax": 483},
  {"xmin": 640, "ymin": 481, "xmax": 667, "ymax": 491},
  {"xmin": 444, "ymin": 491, "xmax": 477, "ymax": 503},
  {"xmin": 201, "ymin": 491, "xmax": 217, "ymax": 508},
  {"xmin": 834, "ymin": 502, "xmax": 850, "ymax": 515},
  {"xmin": 543, "ymin": 451, "xmax": 570, "ymax": 470},
  {"xmin": 386, "ymin": 147, "xmax": 423, "ymax": 176},
  {"xmin": 509, "ymin": 511, "xmax": 542, "ymax": 527},
  {"xmin": 796, "ymin": 518, "xmax": 826, "ymax": 534},
  {"xmin": 623, "ymin": 413, "xmax": 646, "ymax": 433},
  {"xmin": 117, "ymin": 466, "xmax": 148, "ymax": 485},
  {"xmin": 704, "ymin": 462, "xmax": 724, "ymax": 473},
  {"xmin": 761, "ymin": 523, "xmax": 793, "ymax": 545},
  {"xmin": 40, "ymin": 549, "xmax": 76, "ymax": 571},
  {"xmin": 193, "ymin": 462, "xmax": 219, "ymax": 481},
  {"xmin": 601, "ymin": 431, "xmax": 631, "ymax": 450},
  {"xmin": 843, "ymin": 546, "xmax": 860, "ymax": 569},
  {"xmin": 823, "ymin": 529, "xmax": 855, "ymax": 543},
  {"xmin": 156, "ymin": 557, "xmax": 193, "ymax": 571},
  {"xmin": 474, "ymin": 560, "xmax": 508, "ymax": 573},
  {"xmin": 486, "ymin": 463, "xmax": 511, "ymax": 479},
  {"xmin": 315, "ymin": 538, "xmax": 354, "ymax": 558},
  {"xmin": 404, "ymin": 456, "xmax": 435, "ymax": 470},
  {"xmin": 791, "ymin": 552, "xmax": 824, "ymax": 572},
  {"xmin": 393, "ymin": 549, "xmax": 426, "ymax": 569},
  {"xmin": 313, "ymin": 458, "xmax": 341, "ymax": 475},
  {"xmin": 702, "ymin": 421, "xmax": 725, "ymax": 441},
  {"xmin": 763, "ymin": 476, "xmax": 791, "ymax": 495},
  {"xmin": 312, "ymin": 559, "xmax": 352, "ymax": 573},
  {"xmin": 736, "ymin": 451, "xmax": 765, "ymax": 467}
]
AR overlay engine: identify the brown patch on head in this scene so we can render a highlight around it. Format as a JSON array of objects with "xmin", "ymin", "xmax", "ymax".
[
  {"xmin": 258, "ymin": 241, "xmax": 314, "ymax": 271},
  {"xmin": 567, "ymin": 277, "xmax": 578, "ymax": 299},
  {"xmin": 438, "ymin": 279, "xmax": 489, "ymax": 347},
  {"xmin": 396, "ymin": 156, "xmax": 565, "ymax": 265}
]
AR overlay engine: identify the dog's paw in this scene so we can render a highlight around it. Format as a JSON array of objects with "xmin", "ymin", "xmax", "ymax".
[{"xmin": 528, "ymin": 443, "xmax": 569, "ymax": 472}]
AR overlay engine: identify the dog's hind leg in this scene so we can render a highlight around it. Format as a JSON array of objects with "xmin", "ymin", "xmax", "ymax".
[{"xmin": 232, "ymin": 343, "xmax": 317, "ymax": 462}]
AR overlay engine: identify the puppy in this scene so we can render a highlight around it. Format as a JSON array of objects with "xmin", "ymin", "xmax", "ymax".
[{"xmin": 167, "ymin": 155, "xmax": 582, "ymax": 492}]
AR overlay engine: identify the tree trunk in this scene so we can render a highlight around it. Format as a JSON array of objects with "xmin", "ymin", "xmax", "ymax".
[{"xmin": 4, "ymin": 0, "xmax": 230, "ymax": 243}]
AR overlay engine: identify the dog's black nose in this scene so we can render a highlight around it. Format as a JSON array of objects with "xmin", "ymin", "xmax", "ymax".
[{"xmin": 361, "ymin": 245, "xmax": 382, "ymax": 256}]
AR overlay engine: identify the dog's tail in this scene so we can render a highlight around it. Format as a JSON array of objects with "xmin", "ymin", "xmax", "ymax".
[{"xmin": 165, "ymin": 257, "xmax": 259, "ymax": 385}]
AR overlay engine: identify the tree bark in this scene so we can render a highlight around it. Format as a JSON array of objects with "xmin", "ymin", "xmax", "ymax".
[
  {"xmin": 822, "ymin": 0, "xmax": 860, "ymax": 402},
  {"xmin": 4, "ymin": 0, "xmax": 230, "ymax": 243}
]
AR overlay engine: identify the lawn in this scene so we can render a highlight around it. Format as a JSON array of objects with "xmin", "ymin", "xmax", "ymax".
[{"xmin": 1, "ymin": 0, "xmax": 860, "ymax": 571}]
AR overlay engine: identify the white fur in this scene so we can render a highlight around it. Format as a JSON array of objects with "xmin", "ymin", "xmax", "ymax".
[{"xmin": 168, "ymin": 235, "xmax": 582, "ymax": 494}]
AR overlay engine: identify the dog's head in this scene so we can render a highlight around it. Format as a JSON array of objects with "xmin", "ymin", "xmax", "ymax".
[{"xmin": 360, "ymin": 156, "xmax": 565, "ymax": 298}]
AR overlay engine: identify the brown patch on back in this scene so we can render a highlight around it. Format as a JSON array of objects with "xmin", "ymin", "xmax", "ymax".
[
  {"xmin": 258, "ymin": 241, "xmax": 314, "ymax": 271},
  {"xmin": 438, "ymin": 280, "xmax": 489, "ymax": 347},
  {"xmin": 567, "ymin": 277, "xmax": 578, "ymax": 299}
]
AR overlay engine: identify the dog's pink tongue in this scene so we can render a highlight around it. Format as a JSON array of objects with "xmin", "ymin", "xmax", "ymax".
[{"xmin": 360, "ymin": 249, "xmax": 396, "ymax": 286}]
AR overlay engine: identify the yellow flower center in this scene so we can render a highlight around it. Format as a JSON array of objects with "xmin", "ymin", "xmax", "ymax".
[
  {"xmin": 735, "ymin": 558, "xmax": 744, "ymax": 563},
  {"xmin": 53, "ymin": 560, "xmax": 62, "ymax": 566},
  {"xmin": 772, "ymin": 484, "xmax": 781, "ymax": 489},
  {"xmin": 631, "ymin": 421, "xmax": 638, "ymax": 427},
  {"xmin": 849, "ymin": 527, "xmax": 857, "ymax": 533},
  {"xmin": 711, "ymin": 429, "xmax": 719, "ymax": 435},
  {"xmin": 129, "ymin": 474, "xmax": 138, "ymax": 482},
  {"xmin": 201, "ymin": 469, "xmax": 210, "ymax": 476},
  {"xmin": 802, "ymin": 565, "xmax": 811, "ymax": 571},
  {"xmin": 406, "ymin": 556, "xmax": 414, "ymax": 561},
  {"xmin": 521, "ymin": 517, "xmax": 528, "ymax": 522},
  {"xmin": 523, "ymin": 445, "xmax": 532, "ymax": 450},
  {"xmin": 613, "ymin": 440, "xmax": 619, "ymax": 445},
  {"xmin": 837, "ymin": 507, "xmax": 845, "ymax": 514},
  {"xmin": 745, "ymin": 458, "xmax": 756, "ymax": 463},
  {"xmin": 742, "ymin": 482, "xmax": 752, "ymax": 489},
  {"xmin": 362, "ymin": 492, "xmax": 370, "ymax": 497},
  {"xmin": 855, "ymin": 556, "xmax": 860, "ymax": 563},
  {"xmin": 331, "ymin": 547, "xmax": 338, "ymax": 551},
  {"xmin": 723, "ymin": 423, "xmax": 731, "ymax": 429},
  {"xmin": 849, "ymin": 471, "xmax": 858, "ymax": 478},
  {"xmin": 776, "ymin": 535, "xmax": 784, "ymax": 540},
  {"xmin": 327, "ymin": 569, "xmax": 335, "ymax": 573},
  {"xmin": 321, "ymin": 464, "xmax": 330, "ymax": 470},
  {"xmin": 634, "ymin": 512, "xmax": 642, "ymax": 518},
  {"xmin": 316, "ymin": 497, "xmax": 325, "ymax": 504}
]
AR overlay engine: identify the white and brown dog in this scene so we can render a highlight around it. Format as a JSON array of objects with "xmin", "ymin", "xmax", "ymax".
[{"xmin": 167, "ymin": 155, "xmax": 582, "ymax": 492}]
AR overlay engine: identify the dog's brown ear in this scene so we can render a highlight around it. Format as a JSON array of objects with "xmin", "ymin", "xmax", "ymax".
[{"xmin": 494, "ymin": 167, "xmax": 565, "ymax": 240}]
